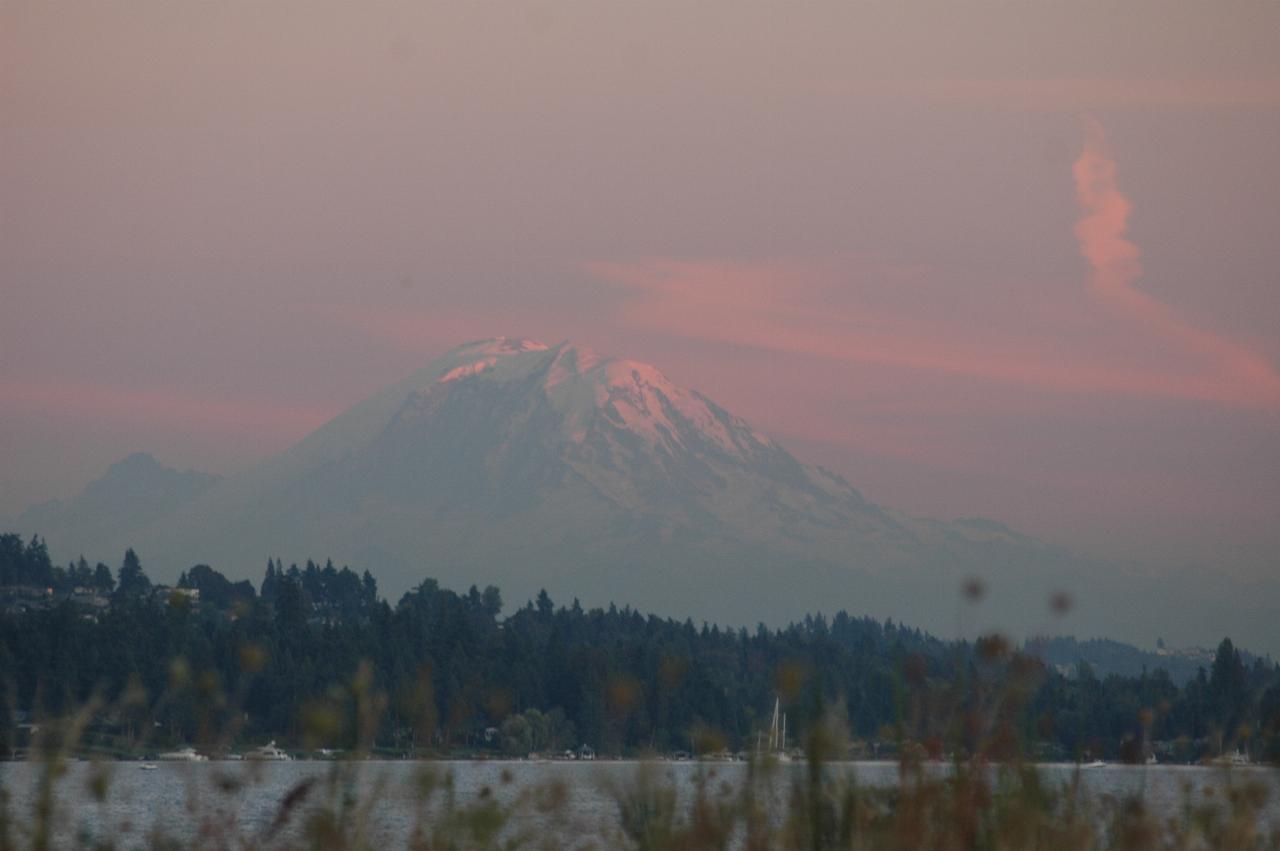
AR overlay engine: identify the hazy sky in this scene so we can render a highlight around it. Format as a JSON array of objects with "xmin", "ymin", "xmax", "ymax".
[{"xmin": 4, "ymin": 1, "xmax": 1279, "ymax": 581}]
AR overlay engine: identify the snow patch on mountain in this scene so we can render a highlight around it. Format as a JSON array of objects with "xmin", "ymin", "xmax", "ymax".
[
  {"xmin": 428, "ymin": 340, "xmax": 777, "ymax": 465},
  {"xmin": 431, "ymin": 338, "xmax": 553, "ymax": 386},
  {"xmin": 454, "ymin": 337, "xmax": 550, "ymax": 357},
  {"xmin": 439, "ymin": 359, "xmax": 498, "ymax": 383}
]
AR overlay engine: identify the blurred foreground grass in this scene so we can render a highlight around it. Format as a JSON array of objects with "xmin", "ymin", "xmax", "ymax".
[
  {"xmin": 3, "ymin": 698, "xmax": 1278, "ymax": 851},
  {"xmin": 4, "ymin": 599, "xmax": 1279, "ymax": 851}
]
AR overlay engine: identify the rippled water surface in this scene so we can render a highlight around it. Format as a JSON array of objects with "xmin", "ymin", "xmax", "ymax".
[{"xmin": 3, "ymin": 760, "xmax": 1278, "ymax": 847}]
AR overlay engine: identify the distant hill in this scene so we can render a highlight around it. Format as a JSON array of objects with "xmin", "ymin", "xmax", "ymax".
[
  {"xmin": 17, "ymin": 337, "xmax": 1280, "ymax": 653},
  {"xmin": 1023, "ymin": 636, "xmax": 1272, "ymax": 686},
  {"xmin": 16, "ymin": 453, "xmax": 220, "ymax": 562}
]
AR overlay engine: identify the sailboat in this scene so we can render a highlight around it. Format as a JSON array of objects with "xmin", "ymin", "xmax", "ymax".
[{"xmin": 766, "ymin": 696, "xmax": 793, "ymax": 763}]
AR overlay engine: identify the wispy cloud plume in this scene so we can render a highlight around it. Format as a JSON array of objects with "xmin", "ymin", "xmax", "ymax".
[
  {"xmin": 1073, "ymin": 115, "xmax": 1280, "ymax": 405},
  {"xmin": 587, "ymin": 121, "xmax": 1280, "ymax": 410}
]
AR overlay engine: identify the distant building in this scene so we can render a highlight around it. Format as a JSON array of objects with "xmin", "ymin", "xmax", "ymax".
[
  {"xmin": 69, "ymin": 587, "xmax": 110, "ymax": 610},
  {"xmin": 0, "ymin": 585, "xmax": 53, "ymax": 615},
  {"xmin": 151, "ymin": 585, "xmax": 200, "ymax": 606}
]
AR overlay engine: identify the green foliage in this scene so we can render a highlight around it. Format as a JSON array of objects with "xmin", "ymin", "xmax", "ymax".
[
  {"xmin": 116, "ymin": 548, "xmax": 151, "ymax": 597},
  {"xmin": 1, "ymin": 535, "xmax": 1278, "ymax": 766},
  {"xmin": 0, "ymin": 535, "xmax": 55, "ymax": 589},
  {"xmin": 2, "ymin": 535, "xmax": 1280, "ymax": 849}
]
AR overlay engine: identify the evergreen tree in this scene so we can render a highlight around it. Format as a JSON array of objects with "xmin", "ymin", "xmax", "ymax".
[
  {"xmin": 481, "ymin": 586, "xmax": 502, "ymax": 619},
  {"xmin": 116, "ymin": 549, "xmax": 151, "ymax": 596},
  {"xmin": 2, "ymin": 536, "xmax": 1277, "ymax": 762},
  {"xmin": 93, "ymin": 562, "xmax": 115, "ymax": 592},
  {"xmin": 261, "ymin": 559, "xmax": 279, "ymax": 602},
  {"xmin": 274, "ymin": 571, "xmax": 307, "ymax": 629},
  {"xmin": 72, "ymin": 556, "xmax": 94, "ymax": 587},
  {"xmin": 1209, "ymin": 637, "xmax": 1247, "ymax": 736}
]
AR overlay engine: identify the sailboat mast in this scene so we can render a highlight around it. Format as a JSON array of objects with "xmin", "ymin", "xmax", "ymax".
[{"xmin": 769, "ymin": 697, "xmax": 780, "ymax": 751}]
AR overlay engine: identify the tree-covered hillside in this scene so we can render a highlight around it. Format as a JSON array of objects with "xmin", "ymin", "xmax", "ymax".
[{"xmin": 2, "ymin": 533, "xmax": 1278, "ymax": 763}]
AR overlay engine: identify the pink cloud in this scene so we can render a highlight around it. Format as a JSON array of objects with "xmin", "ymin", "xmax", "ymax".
[
  {"xmin": 586, "ymin": 119, "xmax": 1280, "ymax": 410},
  {"xmin": 1073, "ymin": 115, "xmax": 1280, "ymax": 405},
  {"xmin": 588, "ymin": 257, "xmax": 1265, "ymax": 407}
]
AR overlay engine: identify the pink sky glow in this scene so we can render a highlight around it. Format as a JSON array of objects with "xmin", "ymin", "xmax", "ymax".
[{"xmin": 3, "ymin": 1, "xmax": 1279, "ymax": 581}]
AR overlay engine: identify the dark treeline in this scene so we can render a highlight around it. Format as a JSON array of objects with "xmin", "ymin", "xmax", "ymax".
[{"xmin": 2, "ymin": 533, "xmax": 1279, "ymax": 763}]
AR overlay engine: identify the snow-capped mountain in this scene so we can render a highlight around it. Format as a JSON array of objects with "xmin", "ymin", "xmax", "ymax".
[
  {"xmin": 18, "ymin": 338, "xmax": 1280, "ymax": 650},
  {"xmin": 240, "ymin": 337, "xmax": 920, "ymax": 573}
]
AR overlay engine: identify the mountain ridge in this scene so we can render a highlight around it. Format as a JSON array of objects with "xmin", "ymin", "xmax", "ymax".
[
  {"xmin": 15, "ymin": 337, "xmax": 1280, "ymax": 654},
  {"xmin": 15, "ymin": 452, "xmax": 221, "ymax": 560}
]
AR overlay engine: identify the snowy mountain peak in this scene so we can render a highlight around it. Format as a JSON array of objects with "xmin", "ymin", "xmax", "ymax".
[
  {"xmin": 423, "ymin": 339, "xmax": 774, "ymax": 461},
  {"xmin": 24, "ymin": 336, "xmax": 1271, "ymax": 653},
  {"xmin": 549, "ymin": 348, "xmax": 765, "ymax": 458},
  {"xmin": 433, "ymin": 337, "xmax": 552, "ymax": 384},
  {"xmin": 456, "ymin": 337, "xmax": 550, "ymax": 356},
  {"xmin": 544, "ymin": 343, "xmax": 607, "ymax": 387}
]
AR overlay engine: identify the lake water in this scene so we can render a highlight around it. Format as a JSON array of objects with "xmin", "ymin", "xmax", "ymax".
[{"xmin": 3, "ymin": 759, "xmax": 1278, "ymax": 847}]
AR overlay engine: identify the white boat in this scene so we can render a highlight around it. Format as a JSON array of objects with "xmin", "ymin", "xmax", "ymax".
[
  {"xmin": 158, "ymin": 746, "xmax": 208, "ymax": 762},
  {"xmin": 1080, "ymin": 760, "xmax": 1107, "ymax": 769},
  {"xmin": 246, "ymin": 740, "xmax": 293, "ymax": 761},
  {"xmin": 764, "ymin": 697, "xmax": 793, "ymax": 762},
  {"xmin": 1213, "ymin": 750, "xmax": 1250, "ymax": 767},
  {"xmin": 138, "ymin": 763, "xmax": 158, "ymax": 770}
]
